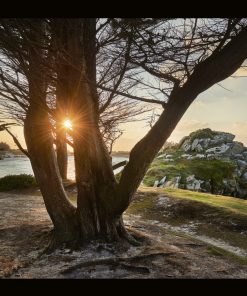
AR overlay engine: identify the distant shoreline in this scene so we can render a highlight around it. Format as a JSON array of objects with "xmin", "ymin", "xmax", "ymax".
[
  {"xmin": 111, "ymin": 151, "xmax": 130, "ymax": 157},
  {"xmin": 0, "ymin": 150, "xmax": 130, "ymax": 159}
]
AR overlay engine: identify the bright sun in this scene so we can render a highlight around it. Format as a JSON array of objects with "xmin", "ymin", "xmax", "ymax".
[{"xmin": 63, "ymin": 119, "xmax": 72, "ymax": 129}]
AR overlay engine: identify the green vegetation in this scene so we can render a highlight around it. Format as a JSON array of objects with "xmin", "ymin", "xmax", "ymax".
[
  {"xmin": 0, "ymin": 174, "xmax": 37, "ymax": 191},
  {"xmin": 126, "ymin": 187, "xmax": 247, "ymax": 264},
  {"xmin": 0, "ymin": 142, "xmax": 10, "ymax": 151},
  {"xmin": 143, "ymin": 157, "xmax": 236, "ymax": 193},
  {"xmin": 143, "ymin": 187, "xmax": 247, "ymax": 216},
  {"xmin": 207, "ymin": 245, "xmax": 247, "ymax": 265},
  {"xmin": 178, "ymin": 128, "xmax": 217, "ymax": 147}
]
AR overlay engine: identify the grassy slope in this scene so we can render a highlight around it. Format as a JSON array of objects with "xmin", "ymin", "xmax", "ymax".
[
  {"xmin": 144, "ymin": 187, "xmax": 247, "ymax": 216},
  {"xmin": 126, "ymin": 186, "xmax": 247, "ymax": 264}
]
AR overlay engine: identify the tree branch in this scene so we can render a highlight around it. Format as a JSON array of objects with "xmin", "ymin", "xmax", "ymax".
[
  {"xmin": 112, "ymin": 160, "xmax": 128, "ymax": 170},
  {"xmin": 97, "ymin": 84, "xmax": 166, "ymax": 107},
  {"xmin": 112, "ymin": 25, "xmax": 247, "ymax": 216},
  {"xmin": 5, "ymin": 127, "xmax": 30, "ymax": 158}
]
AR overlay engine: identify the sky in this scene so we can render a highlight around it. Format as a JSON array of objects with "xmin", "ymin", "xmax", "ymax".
[
  {"xmin": 113, "ymin": 68, "xmax": 247, "ymax": 151},
  {"xmin": 1, "ymin": 68, "xmax": 247, "ymax": 152}
]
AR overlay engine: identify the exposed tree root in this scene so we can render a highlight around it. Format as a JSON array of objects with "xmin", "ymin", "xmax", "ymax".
[
  {"xmin": 42, "ymin": 222, "xmax": 150, "ymax": 254},
  {"xmin": 60, "ymin": 252, "xmax": 173, "ymax": 275}
]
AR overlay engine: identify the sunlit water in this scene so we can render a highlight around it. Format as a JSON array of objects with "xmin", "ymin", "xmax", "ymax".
[{"xmin": 0, "ymin": 155, "xmax": 128, "ymax": 180}]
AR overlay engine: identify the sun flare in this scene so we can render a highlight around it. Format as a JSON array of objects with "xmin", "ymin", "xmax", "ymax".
[{"xmin": 63, "ymin": 119, "xmax": 72, "ymax": 129}]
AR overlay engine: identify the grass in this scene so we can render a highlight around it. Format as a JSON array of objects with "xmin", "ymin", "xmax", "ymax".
[
  {"xmin": 152, "ymin": 187, "xmax": 247, "ymax": 216},
  {"xmin": 0, "ymin": 174, "xmax": 37, "ymax": 191},
  {"xmin": 178, "ymin": 128, "xmax": 217, "ymax": 148},
  {"xmin": 128, "ymin": 186, "xmax": 247, "ymax": 265},
  {"xmin": 207, "ymin": 245, "xmax": 247, "ymax": 265},
  {"xmin": 143, "ymin": 157, "xmax": 236, "ymax": 193}
]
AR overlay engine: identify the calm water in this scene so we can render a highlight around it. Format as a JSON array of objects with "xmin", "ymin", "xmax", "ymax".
[{"xmin": 0, "ymin": 156, "xmax": 128, "ymax": 180}]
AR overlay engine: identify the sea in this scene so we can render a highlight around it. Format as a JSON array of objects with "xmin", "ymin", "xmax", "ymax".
[{"xmin": 0, "ymin": 155, "xmax": 128, "ymax": 180}]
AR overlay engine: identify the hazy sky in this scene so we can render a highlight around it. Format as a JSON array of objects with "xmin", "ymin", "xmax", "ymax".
[
  {"xmin": 1, "ymin": 68, "xmax": 247, "ymax": 151},
  {"xmin": 114, "ymin": 68, "xmax": 247, "ymax": 151}
]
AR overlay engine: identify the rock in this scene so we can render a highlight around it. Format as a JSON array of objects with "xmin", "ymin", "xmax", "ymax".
[
  {"xmin": 242, "ymin": 172, "xmax": 247, "ymax": 181},
  {"xmin": 171, "ymin": 176, "xmax": 181, "ymax": 188},
  {"xmin": 187, "ymin": 155, "xmax": 194, "ymax": 160},
  {"xmin": 234, "ymin": 154, "xmax": 245, "ymax": 160},
  {"xmin": 237, "ymin": 160, "xmax": 247, "ymax": 169},
  {"xmin": 174, "ymin": 176, "xmax": 181, "ymax": 188},
  {"xmin": 157, "ymin": 153, "xmax": 166, "ymax": 159},
  {"xmin": 218, "ymin": 144, "xmax": 231, "ymax": 154},
  {"xmin": 180, "ymin": 154, "xmax": 191, "ymax": 159},
  {"xmin": 191, "ymin": 139, "xmax": 199, "ymax": 151},
  {"xmin": 205, "ymin": 144, "xmax": 230, "ymax": 155},
  {"xmin": 158, "ymin": 176, "xmax": 167, "ymax": 187},
  {"xmin": 206, "ymin": 147, "xmax": 217, "ymax": 154},
  {"xmin": 181, "ymin": 141, "xmax": 191, "ymax": 152},
  {"xmin": 163, "ymin": 176, "xmax": 181, "ymax": 189},
  {"xmin": 236, "ymin": 184, "xmax": 247, "ymax": 198},
  {"xmin": 154, "ymin": 128, "xmax": 247, "ymax": 198},
  {"xmin": 186, "ymin": 175, "xmax": 195, "ymax": 182},
  {"xmin": 223, "ymin": 179, "xmax": 237, "ymax": 196},
  {"xmin": 231, "ymin": 142, "xmax": 244, "ymax": 154},
  {"xmin": 225, "ymin": 133, "xmax": 235, "ymax": 142},
  {"xmin": 190, "ymin": 139, "xmax": 204, "ymax": 152},
  {"xmin": 195, "ymin": 144, "xmax": 203, "ymax": 152},
  {"xmin": 213, "ymin": 133, "xmax": 235, "ymax": 143},
  {"xmin": 194, "ymin": 154, "xmax": 206, "ymax": 159},
  {"xmin": 186, "ymin": 175, "xmax": 204, "ymax": 191},
  {"xmin": 153, "ymin": 180, "xmax": 159, "ymax": 187},
  {"xmin": 200, "ymin": 138, "xmax": 211, "ymax": 149},
  {"xmin": 241, "ymin": 172, "xmax": 247, "ymax": 185},
  {"xmin": 234, "ymin": 168, "xmax": 242, "ymax": 178},
  {"xmin": 207, "ymin": 153, "xmax": 219, "ymax": 160}
]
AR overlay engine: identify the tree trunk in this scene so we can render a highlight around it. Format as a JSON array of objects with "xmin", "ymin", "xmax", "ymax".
[
  {"xmin": 61, "ymin": 18, "xmax": 135, "ymax": 243},
  {"xmin": 56, "ymin": 126, "xmax": 68, "ymax": 180},
  {"xmin": 69, "ymin": 68, "xmax": 124, "ymax": 241},
  {"xmin": 24, "ymin": 106, "xmax": 78, "ymax": 245},
  {"xmin": 24, "ymin": 21, "xmax": 78, "ymax": 246}
]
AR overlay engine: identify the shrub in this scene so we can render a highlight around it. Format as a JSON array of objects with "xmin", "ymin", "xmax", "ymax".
[
  {"xmin": 0, "ymin": 142, "xmax": 10, "ymax": 151},
  {"xmin": 178, "ymin": 128, "xmax": 217, "ymax": 148},
  {"xmin": 0, "ymin": 174, "xmax": 37, "ymax": 191}
]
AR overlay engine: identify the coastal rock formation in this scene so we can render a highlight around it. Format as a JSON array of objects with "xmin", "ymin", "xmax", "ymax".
[{"xmin": 145, "ymin": 128, "xmax": 247, "ymax": 198}]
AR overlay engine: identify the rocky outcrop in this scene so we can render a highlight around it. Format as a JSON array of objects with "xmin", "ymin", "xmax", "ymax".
[{"xmin": 149, "ymin": 128, "xmax": 247, "ymax": 198}]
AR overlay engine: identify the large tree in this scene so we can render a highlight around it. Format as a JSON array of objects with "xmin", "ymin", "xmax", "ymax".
[{"xmin": 0, "ymin": 18, "xmax": 247, "ymax": 248}]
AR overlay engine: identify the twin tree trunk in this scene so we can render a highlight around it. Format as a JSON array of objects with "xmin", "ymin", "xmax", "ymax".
[
  {"xmin": 24, "ymin": 19, "xmax": 134, "ymax": 246},
  {"xmin": 23, "ymin": 20, "xmax": 247, "ymax": 248}
]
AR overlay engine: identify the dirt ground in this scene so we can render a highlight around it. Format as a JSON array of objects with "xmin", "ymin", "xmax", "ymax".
[{"xmin": 1, "ymin": 191, "xmax": 247, "ymax": 278}]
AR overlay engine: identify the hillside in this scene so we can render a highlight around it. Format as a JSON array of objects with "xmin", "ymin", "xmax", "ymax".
[{"xmin": 143, "ymin": 128, "xmax": 247, "ymax": 198}]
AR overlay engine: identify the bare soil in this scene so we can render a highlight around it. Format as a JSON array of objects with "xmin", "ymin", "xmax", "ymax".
[{"xmin": 1, "ymin": 191, "xmax": 247, "ymax": 278}]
